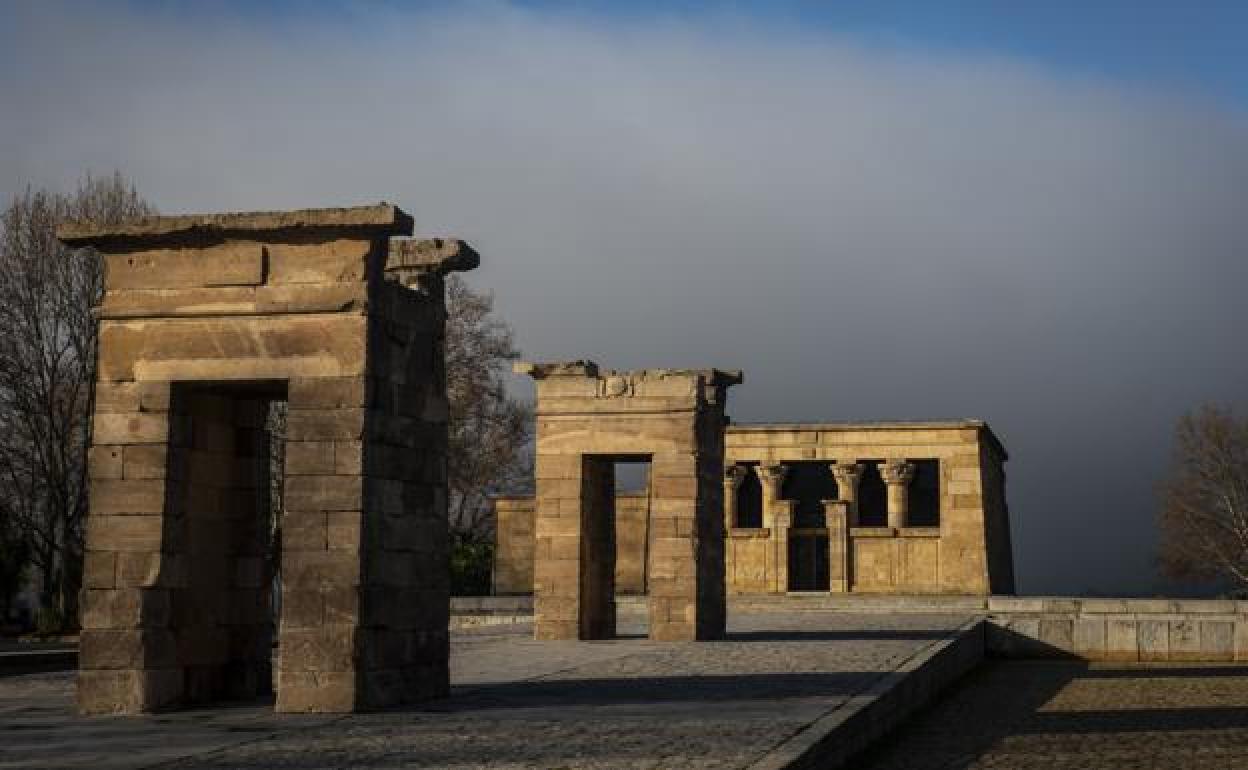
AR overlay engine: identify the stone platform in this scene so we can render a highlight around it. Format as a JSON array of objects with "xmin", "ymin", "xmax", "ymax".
[{"xmin": 0, "ymin": 612, "xmax": 976, "ymax": 769}]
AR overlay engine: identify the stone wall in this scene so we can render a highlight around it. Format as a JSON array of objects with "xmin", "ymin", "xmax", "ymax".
[
  {"xmin": 492, "ymin": 492, "xmax": 650, "ymax": 596},
  {"xmin": 494, "ymin": 420, "xmax": 1014, "ymax": 599},
  {"xmin": 63, "ymin": 205, "xmax": 474, "ymax": 715},
  {"xmin": 985, "ymin": 597, "xmax": 1248, "ymax": 662}
]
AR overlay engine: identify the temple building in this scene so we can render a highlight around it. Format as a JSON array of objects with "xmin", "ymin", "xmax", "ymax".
[{"xmin": 495, "ymin": 419, "xmax": 1014, "ymax": 597}]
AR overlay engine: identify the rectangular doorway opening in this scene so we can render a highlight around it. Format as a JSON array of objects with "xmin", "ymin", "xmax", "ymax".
[
  {"xmin": 613, "ymin": 457, "xmax": 652, "ymax": 598},
  {"xmin": 166, "ymin": 380, "xmax": 286, "ymax": 706},
  {"xmin": 782, "ymin": 462, "xmax": 837, "ymax": 592},
  {"xmin": 579, "ymin": 454, "xmax": 650, "ymax": 639}
]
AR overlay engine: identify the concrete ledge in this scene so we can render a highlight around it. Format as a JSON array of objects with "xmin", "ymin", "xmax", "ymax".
[
  {"xmin": 451, "ymin": 595, "xmax": 1248, "ymax": 663},
  {"xmin": 749, "ymin": 618, "xmax": 985, "ymax": 770}
]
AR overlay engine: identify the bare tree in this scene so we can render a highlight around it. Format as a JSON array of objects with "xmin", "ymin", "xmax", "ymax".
[
  {"xmin": 0, "ymin": 173, "xmax": 152, "ymax": 629},
  {"xmin": 1158, "ymin": 404, "xmax": 1248, "ymax": 593},
  {"xmin": 444, "ymin": 275, "xmax": 533, "ymax": 544}
]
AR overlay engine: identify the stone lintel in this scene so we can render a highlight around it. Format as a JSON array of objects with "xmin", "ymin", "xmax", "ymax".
[
  {"xmin": 386, "ymin": 238, "xmax": 480, "ymax": 277},
  {"xmin": 58, "ymin": 203, "xmax": 414, "ymax": 250},
  {"xmin": 515, "ymin": 360, "xmax": 743, "ymax": 387}
]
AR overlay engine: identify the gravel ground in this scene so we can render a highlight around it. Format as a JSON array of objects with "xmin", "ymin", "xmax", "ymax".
[{"xmin": 857, "ymin": 659, "xmax": 1248, "ymax": 769}]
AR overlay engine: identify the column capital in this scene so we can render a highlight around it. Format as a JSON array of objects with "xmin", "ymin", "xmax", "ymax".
[
  {"xmin": 758, "ymin": 463, "xmax": 788, "ymax": 486},
  {"xmin": 724, "ymin": 464, "xmax": 749, "ymax": 489},
  {"xmin": 830, "ymin": 462, "xmax": 864, "ymax": 486},
  {"xmin": 878, "ymin": 460, "xmax": 916, "ymax": 485}
]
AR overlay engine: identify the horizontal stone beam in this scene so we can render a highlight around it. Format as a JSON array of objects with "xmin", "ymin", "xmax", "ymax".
[{"xmin": 58, "ymin": 203, "xmax": 413, "ymax": 250}]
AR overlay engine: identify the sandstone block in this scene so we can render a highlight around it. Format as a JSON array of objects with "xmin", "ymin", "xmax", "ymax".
[
  {"xmin": 98, "ymin": 315, "xmax": 368, "ymax": 382},
  {"xmin": 279, "ymin": 626, "xmax": 358, "ymax": 672},
  {"xmin": 335, "ymin": 441, "xmax": 364, "ymax": 475},
  {"xmin": 95, "ymin": 383, "xmax": 141, "ymax": 413},
  {"xmin": 80, "ymin": 629, "xmax": 177, "ymax": 669},
  {"xmin": 266, "ymin": 239, "xmax": 372, "ymax": 284},
  {"xmin": 78, "ymin": 668, "xmax": 182, "ymax": 715},
  {"xmin": 116, "ymin": 552, "xmax": 183, "ymax": 588},
  {"xmin": 284, "ymin": 549, "xmax": 361, "ymax": 590},
  {"xmin": 285, "ymin": 442, "xmax": 337, "ymax": 475},
  {"xmin": 94, "ymin": 413, "xmax": 169, "ymax": 444},
  {"xmin": 283, "ymin": 511, "xmax": 328, "ymax": 551},
  {"xmin": 80, "ymin": 588, "xmax": 170, "ymax": 630},
  {"xmin": 323, "ymin": 585, "xmax": 361, "ymax": 625},
  {"xmin": 285, "ymin": 474, "xmax": 364, "ymax": 511},
  {"xmin": 327, "ymin": 511, "xmax": 363, "ymax": 550},
  {"xmin": 286, "ymin": 409, "xmax": 366, "ymax": 442},
  {"xmin": 91, "ymin": 479, "xmax": 166, "ymax": 515},
  {"xmin": 104, "ymin": 243, "xmax": 264, "ymax": 290},
  {"xmin": 275, "ymin": 670, "xmax": 358, "ymax": 713},
  {"xmin": 123, "ymin": 445, "xmax": 167, "ymax": 480},
  {"xmin": 89, "ymin": 446, "xmax": 124, "ymax": 480},
  {"xmin": 86, "ymin": 515, "xmax": 164, "ymax": 552},
  {"xmin": 83, "ymin": 551, "xmax": 117, "ymax": 590},
  {"xmin": 289, "ymin": 377, "xmax": 369, "ymax": 409}
]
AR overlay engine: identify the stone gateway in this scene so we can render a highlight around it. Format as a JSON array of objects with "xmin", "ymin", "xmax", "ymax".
[
  {"xmin": 518, "ymin": 361, "xmax": 741, "ymax": 641},
  {"xmin": 60, "ymin": 204, "xmax": 476, "ymax": 715}
]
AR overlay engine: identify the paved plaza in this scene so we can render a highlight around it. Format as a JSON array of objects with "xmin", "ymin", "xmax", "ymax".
[
  {"xmin": 859, "ymin": 659, "xmax": 1248, "ymax": 769},
  {"xmin": 0, "ymin": 612, "xmax": 969, "ymax": 769}
]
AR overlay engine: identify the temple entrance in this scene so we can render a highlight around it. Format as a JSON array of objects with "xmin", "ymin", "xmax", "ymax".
[
  {"xmin": 522, "ymin": 362, "xmax": 740, "ymax": 641},
  {"xmin": 166, "ymin": 381, "xmax": 286, "ymax": 703},
  {"xmin": 782, "ymin": 462, "xmax": 838, "ymax": 591}
]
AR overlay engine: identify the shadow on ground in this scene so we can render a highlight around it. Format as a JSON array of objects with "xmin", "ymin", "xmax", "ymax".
[{"xmin": 855, "ymin": 661, "xmax": 1248, "ymax": 769}]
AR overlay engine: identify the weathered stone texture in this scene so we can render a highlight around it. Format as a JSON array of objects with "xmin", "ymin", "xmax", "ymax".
[{"xmin": 63, "ymin": 204, "xmax": 471, "ymax": 715}]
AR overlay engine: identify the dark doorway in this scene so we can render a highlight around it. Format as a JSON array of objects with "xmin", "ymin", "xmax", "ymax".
[
  {"xmin": 908, "ymin": 460, "xmax": 941, "ymax": 527},
  {"xmin": 736, "ymin": 465, "xmax": 763, "ymax": 528},
  {"xmin": 788, "ymin": 533, "xmax": 830, "ymax": 592},
  {"xmin": 782, "ymin": 462, "xmax": 836, "ymax": 591},
  {"xmin": 857, "ymin": 460, "xmax": 887, "ymax": 527},
  {"xmin": 166, "ymin": 380, "xmax": 286, "ymax": 704}
]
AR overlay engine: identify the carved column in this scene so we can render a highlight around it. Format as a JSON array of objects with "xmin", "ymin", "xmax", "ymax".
[
  {"xmin": 723, "ymin": 464, "xmax": 748, "ymax": 532},
  {"xmin": 722, "ymin": 464, "xmax": 747, "ymax": 594},
  {"xmin": 823, "ymin": 500, "xmax": 851, "ymax": 593},
  {"xmin": 830, "ymin": 463, "xmax": 864, "ymax": 527},
  {"xmin": 758, "ymin": 464, "xmax": 790, "ymax": 593},
  {"xmin": 879, "ymin": 460, "xmax": 916, "ymax": 530},
  {"xmin": 758, "ymin": 464, "xmax": 788, "ymax": 530}
]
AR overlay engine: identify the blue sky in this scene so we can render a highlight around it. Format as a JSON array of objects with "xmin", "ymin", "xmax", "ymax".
[{"xmin": 129, "ymin": 0, "xmax": 1248, "ymax": 108}]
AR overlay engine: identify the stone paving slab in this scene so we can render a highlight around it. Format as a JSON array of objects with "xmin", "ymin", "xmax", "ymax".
[
  {"xmin": 0, "ymin": 613, "xmax": 971, "ymax": 769},
  {"xmin": 857, "ymin": 659, "xmax": 1248, "ymax": 769}
]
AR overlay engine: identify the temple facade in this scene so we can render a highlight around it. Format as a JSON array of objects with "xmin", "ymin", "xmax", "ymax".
[{"xmin": 495, "ymin": 419, "xmax": 1014, "ymax": 598}]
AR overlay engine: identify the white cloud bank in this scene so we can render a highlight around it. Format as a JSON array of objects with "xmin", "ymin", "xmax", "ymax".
[{"xmin": 3, "ymin": 1, "xmax": 1248, "ymax": 592}]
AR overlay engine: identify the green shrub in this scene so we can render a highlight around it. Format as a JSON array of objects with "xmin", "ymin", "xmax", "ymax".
[{"xmin": 451, "ymin": 537, "xmax": 494, "ymax": 596}]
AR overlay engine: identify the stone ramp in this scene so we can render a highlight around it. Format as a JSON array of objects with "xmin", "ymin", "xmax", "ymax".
[{"xmin": 0, "ymin": 613, "xmax": 982, "ymax": 769}]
